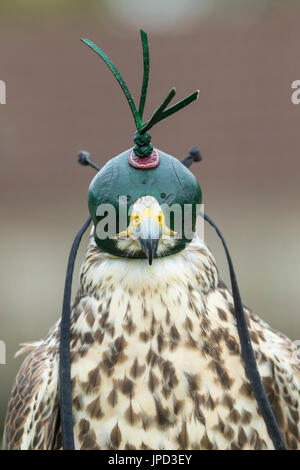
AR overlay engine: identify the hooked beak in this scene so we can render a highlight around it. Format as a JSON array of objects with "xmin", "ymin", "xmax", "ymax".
[{"xmin": 138, "ymin": 216, "xmax": 161, "ymax": 265}]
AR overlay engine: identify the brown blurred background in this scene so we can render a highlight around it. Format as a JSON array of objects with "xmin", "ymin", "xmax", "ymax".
[{"xmin": 0, "ymin": 0, "xmax": 300, "ymax": 441}]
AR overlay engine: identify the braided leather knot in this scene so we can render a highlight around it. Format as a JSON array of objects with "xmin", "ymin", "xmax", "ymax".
[{"xmin": 133, "ymin": 131, "xmax": 153, "ymax": 158}]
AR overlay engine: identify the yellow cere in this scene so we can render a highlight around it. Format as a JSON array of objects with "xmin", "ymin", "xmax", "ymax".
[{"xmin": 130, "ymin": 208, "xmax": 164, "ymax": 227}]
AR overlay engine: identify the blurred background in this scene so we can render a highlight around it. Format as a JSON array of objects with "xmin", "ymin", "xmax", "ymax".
[{"xmin": 0, "ymin": 0, "xmax": 300, "ymax": 441}]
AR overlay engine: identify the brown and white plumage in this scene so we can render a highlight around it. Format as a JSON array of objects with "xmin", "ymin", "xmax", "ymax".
[{"xmin": 3, "ymin": 199, "xmax": 300, "ymax": 450}]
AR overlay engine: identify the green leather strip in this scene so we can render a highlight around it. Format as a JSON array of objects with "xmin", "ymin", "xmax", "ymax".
[
  {"xmin": 141, "ymin": 87, "xmax": 176, "ymax": 134},
  {"xmin": 138, "ymin": 30, "xmax": 149, "ymax": 120},
  {"xmin": 154, "ymin": 90, "xmax": 200, "ymax": 125},
  {"xmin": 81, "ymin": 34, "xmax": 200, "ymax": 142},
  {"xmin": 81, "ymin": 38, "xmax": 142, "ymax": 131}
]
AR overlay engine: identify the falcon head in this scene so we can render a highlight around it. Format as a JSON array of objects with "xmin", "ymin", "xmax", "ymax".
[
  {"xmin": 88, "ymin": 149, "xmax": 202, "ymax": 260},
  {"xmin": 82, "ymin": 32, "xmax": 202, "ymax": 263},
  {"xmin": 114, "ymin": 195, "xmax": 178, "ymax": 264}
]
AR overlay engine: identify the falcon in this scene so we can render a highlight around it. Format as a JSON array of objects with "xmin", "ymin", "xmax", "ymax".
[
  {"xmin": 3, "ymin": 191, "xmax": 300, "ymax": 450},
  {"xmin": 3, "ymin": 30, "xmax": 300, "ymax": 451}
]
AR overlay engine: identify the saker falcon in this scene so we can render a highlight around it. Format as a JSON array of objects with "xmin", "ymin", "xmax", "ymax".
[{"xmin": 3, "ymin": 31, "xmax": 300, "ymax": 451}]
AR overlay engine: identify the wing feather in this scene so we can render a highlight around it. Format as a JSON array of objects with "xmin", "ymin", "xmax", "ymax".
[
  {"xmin": 220, "ymin": 281, "xmax": 300, "ymax": 449},
  {"xmin": 3, "ymin": 340, "xmax": 60, "ymax": 450}
]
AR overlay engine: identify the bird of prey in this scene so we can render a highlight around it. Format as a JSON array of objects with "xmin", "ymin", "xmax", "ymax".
[
  {"xmin": 3, "ymin": 193, "xmax": 300, "ymax": 450},
  {"xmin": 3, "ymin": 31, "xmax": 300, "ymax": 451}
]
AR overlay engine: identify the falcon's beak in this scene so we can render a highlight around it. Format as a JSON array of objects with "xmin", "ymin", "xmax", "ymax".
[{"xmin": 138, "ymin": 215, "xmax": 161, "ymax": 265}]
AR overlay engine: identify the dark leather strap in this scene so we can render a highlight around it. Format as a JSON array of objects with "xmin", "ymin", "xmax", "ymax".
[
  {"xmin": 59, "ymin": 216, "xmax": 92, "ymax": 450},
  {"xmin": 203, "ymin": 212, "xmax": 286, "ymax": 450}
]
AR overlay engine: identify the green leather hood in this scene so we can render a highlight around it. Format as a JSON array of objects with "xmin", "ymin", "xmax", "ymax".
[{"xmin": 88, "ymin": 148, "xmax": 202, "ymax": 258}]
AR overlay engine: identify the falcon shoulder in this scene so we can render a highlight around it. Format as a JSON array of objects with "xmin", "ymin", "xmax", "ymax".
[
  {"xmin": 217, "ymin": 280, "xmax": 300, "ymax": 449},
  {"xmin": 3, "ymin": 325, "xmax": 60, "ymax": 450}
]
